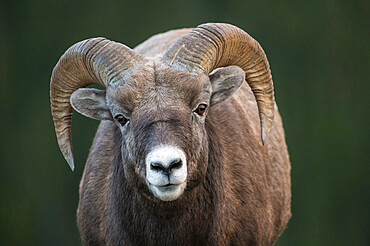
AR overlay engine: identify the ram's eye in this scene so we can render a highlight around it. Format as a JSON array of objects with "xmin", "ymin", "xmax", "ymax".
[
  {"xmin": 195, "ymin": 104, "xmax": 207, "ymax": 116},
  {"xmin": 114, "ymin": 114, "xmax": 128, "ymax": 126}
]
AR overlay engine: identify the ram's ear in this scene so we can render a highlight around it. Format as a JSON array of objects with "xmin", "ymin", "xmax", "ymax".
[
  {"xmin": 70, "ymin": 88, "xmax": 112, "ymax": 121},
  {"xmin": 209, "ymin": 66, "xmax": 245, "ymax": 105}
]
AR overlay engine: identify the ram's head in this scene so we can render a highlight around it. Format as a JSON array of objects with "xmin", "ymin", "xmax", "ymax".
[{"xmin": 51, "ymin": 23, "xmax": 274, "ymax": 201}]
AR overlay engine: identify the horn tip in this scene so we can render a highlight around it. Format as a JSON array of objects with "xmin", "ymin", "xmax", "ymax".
[
  {"xmin": 260, "ymin": 111, "xmax": 274, "ymax": 146},
  {"xmin": 65, "ymin": 154, "xmax": 75, "ymax": 171},
  {"xmin": 261, "ymin": 129, "xmax": 266, "ymax": 145},
  {"xmin": 261, "ymin": 125, "xmax": 270, "ymax": 146}
]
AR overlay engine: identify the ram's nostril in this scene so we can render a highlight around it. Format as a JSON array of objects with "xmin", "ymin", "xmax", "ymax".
[
  {"xmin": 149, "ymin": 158, "xmax": 183, "ymax": 174},
  {"xmin": 169, "ymin": 159, "xmax": 182, "ymax": 171},
  {"xmin": 150, "ymin": 162, "xmax": 166, "ymax": 172}
]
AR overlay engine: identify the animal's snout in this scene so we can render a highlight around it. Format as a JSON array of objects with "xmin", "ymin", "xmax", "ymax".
[
  {"xmin": 145, "ymin": 146, "xmax": 187, "ymax": 201},
  {"xmin": 150, "ymin": 158, "xmax": 183, "ymax": 175}
]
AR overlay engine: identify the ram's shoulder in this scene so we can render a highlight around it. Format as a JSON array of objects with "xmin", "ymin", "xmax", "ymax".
[{"xmin": 80, "ymin": 121, "xmax": 116, "ymax": 191}]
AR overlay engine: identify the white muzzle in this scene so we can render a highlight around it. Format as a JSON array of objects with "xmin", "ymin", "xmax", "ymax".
[{"xmin": 145, "ymin": 145, "xmax": 187, "ymax": 201}]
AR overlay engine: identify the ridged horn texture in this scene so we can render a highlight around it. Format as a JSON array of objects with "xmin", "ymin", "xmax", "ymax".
[
  {"xmin": 161, "ymin": 23, "xmax": 275, "ymax": 144},
  {"xmin": 50, "ymin": 37, "xmax": 144, "ymax": 170}
]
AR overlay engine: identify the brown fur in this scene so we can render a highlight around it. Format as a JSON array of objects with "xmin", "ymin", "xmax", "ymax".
[{"xmin": 76, "ymin": 29, "xmax": 291, "ymax": 245}]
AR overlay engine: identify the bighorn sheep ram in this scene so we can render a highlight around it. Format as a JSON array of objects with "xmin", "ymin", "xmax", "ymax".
[{"xmin": 50, "ymin": 23, "xmax": 291, "ymax": 245}]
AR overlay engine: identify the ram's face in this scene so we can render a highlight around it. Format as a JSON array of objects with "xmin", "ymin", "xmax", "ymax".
[
  {"xmin": 106, "ymin": 62, "xmax": 211, "ymax": 202},
  {"xmin": 70, "ymin": 59, "xmax": 244, "ymax": 202}
]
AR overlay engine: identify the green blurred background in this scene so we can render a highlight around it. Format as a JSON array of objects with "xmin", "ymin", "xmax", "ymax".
[{"xmin": 1, "ymin": 0, "xmax": 369, "ymax": 245}]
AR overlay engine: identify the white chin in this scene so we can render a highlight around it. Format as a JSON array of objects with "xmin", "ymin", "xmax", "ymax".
[{"xmin": 150, "ymin": 183, "xmax": 186, "ymax": 201}]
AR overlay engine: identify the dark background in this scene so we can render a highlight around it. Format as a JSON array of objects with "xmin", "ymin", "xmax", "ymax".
[{"xmin": 1, "ymin": 0, "xmax": 369, "ymax": 245}]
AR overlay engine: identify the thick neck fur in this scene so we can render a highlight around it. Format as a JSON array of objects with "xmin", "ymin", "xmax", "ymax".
[{"xmin": 105, "ymin": 118, "xmax": 226, "ymax": 246}]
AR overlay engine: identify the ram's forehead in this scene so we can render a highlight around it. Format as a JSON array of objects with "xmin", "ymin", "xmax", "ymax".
[
  {"xmin": 108, "ymin": 59, "xmax": 211, "ymax": 106},
  {"xmin": 126, "ymin": 59, "xmax": 210, "ymax": 89}
]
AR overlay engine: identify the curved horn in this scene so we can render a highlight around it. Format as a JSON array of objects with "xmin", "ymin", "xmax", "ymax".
[
  {"xmin": 50, "ymin": 37, "xmax": 145, "ymax": 170},
  {"xmin": 161, "ymin": 23, "xmax": 275, "ymax": 144}
]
